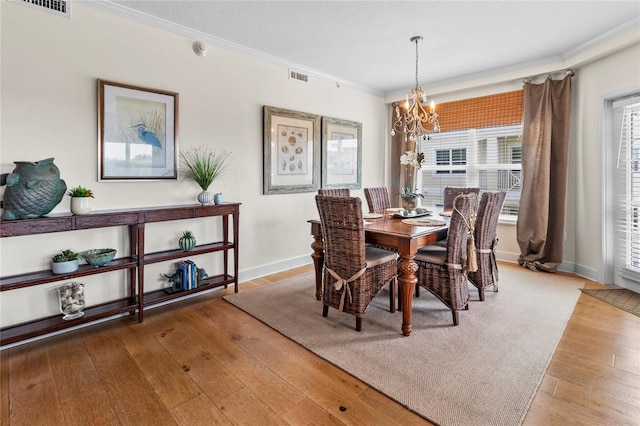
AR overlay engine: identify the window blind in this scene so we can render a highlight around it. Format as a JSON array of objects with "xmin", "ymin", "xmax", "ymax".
[
  {"xmin": 415, "ymin": 90, "xmax": 523, "ymax": 216},
  {"xmin": 436, "ymin": 90, "xmax": 523, "ymax": 132}
]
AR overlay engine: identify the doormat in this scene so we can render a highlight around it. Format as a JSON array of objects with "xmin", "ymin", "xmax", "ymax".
[{"xmin": 581, "ymin": 288, "xmax": 640, "ymax": 317}]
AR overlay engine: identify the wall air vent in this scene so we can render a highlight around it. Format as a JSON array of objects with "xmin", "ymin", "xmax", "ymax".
[
  {"xmin": 13, "ymin": 0, "xmax": 71, "ymax": 18},
  {"xmin": 289, "ymin": 69, "xmax": 309, "ymax": 83}
]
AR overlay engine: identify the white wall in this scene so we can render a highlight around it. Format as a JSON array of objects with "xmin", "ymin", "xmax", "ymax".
[
  {"xmin": 571, "ymin": 44, "xmax": 640, "ymax": 281},
  {"xmin": 0, "ymin": 2, "xmax": 385, "ymax": 326}
]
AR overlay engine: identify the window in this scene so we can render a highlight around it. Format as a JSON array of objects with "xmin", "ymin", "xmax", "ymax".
[
  {"xmin": 409, "ymin": 90, "xmax": 524, "ymax": 218},
  {"xmin": 435, "ymin": 148, "xmax": 466, "ymax": 174},
  {"xmin": 417, "ymin": 124, "xmax": 523, "ymax": 217}
]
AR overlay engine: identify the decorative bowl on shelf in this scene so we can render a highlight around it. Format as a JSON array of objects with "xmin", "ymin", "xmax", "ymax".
[{"xmin": 81, "ymin": 248, "xmax": 117, "ymax": 267}]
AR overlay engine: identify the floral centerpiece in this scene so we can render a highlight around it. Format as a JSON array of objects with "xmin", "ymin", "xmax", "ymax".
[
  {"xmin": 400, "ymin": 150, "xmax": 425, "ymax": 171},
  {"xmin": 399, "ymin": 150, "xmax": 424, "ymax": 211}
]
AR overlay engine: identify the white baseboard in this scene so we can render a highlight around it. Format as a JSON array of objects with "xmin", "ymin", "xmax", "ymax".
[
  {"xmin": 238, "ymin": 255, "xmax": 313, "ymax": 283},
  {"xmin": 570, "ymin": 263, "xmax": 599, "ymax": 283},
  {"xmin": 496, "ymin": 252, "xmax": 601, "ymax": 283},
  {"xmin": 496, "ymin": 250, "xmax": 519, "ymax": 264}
]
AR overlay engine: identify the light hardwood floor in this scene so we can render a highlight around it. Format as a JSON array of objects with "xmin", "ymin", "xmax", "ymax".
[{"xmin": 1, "ymin": 263, "xmax": 639, "ymax": 425}]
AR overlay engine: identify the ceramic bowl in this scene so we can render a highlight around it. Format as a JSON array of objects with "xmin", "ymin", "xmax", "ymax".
[{"xmin": 81, "ymin": 248, "xmax": 117, "ymax": 267}]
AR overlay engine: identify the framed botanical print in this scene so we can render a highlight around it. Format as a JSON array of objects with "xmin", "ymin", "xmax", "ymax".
[
  {"xmin": 321, "ymin": 117, "xmax": 362, "ymax": 189},
  {"xmin": 263, "ymin": 106, "xmax": 321, "ymax": 194},
  {"xmin": 98, "ymin": 80, "xmax": 178, "ymax": 180}
]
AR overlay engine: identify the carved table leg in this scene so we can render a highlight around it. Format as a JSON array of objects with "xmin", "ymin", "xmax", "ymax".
[
  {"xmin": 311, "ymin": 235, "xmax": 324, "ymax": 300},
  {"xmin": 398, "ymin": 254, "xmax": 419, "ymax": 336}
]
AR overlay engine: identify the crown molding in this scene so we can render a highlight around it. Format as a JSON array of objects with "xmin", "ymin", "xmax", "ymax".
[
  {"xmin": 87, "ymin": 2, "xmax": 637, "ymax": 100},
  {"xmin": 386, "ymin": 17, "xmax": 640, "ymax": 103},
  {"xmin": 85, "ymin": 1, "xmax": 383, "ymax": 96}
]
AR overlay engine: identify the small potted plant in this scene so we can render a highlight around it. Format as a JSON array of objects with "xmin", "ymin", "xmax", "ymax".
[
  {"xmin": 67, "ymin": 185, "xmax": 94, "ymax": 215},
  {"xmin": 179, "ymin": 230, "xmax": 196, "ymax": 252},
  {"xmin": 181, "ymin": 146, "xmax": 232, "ymax": 205},
  {"xmin": 52, "ymin": 249, "xmax": 79, "ymax": 274},
  {"xmin": 400, "ymin": 186, "xmax": 424, "ymax": 212}
]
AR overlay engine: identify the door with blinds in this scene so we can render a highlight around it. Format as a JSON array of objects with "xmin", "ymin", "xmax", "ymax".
[{"xmin": 611, "ymin": 95, "xmax": 640, "ymax": 292}]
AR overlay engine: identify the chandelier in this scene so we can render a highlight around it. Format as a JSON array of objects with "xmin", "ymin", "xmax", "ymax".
[{"xmin": 391, "ymin": 36, "xmax": 440, "ymax": 141}]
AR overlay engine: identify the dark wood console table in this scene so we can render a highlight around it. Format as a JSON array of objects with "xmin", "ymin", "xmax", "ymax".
[{"xmin": 0, "ymin": 203, "xmax": 240, "ymax": 346}]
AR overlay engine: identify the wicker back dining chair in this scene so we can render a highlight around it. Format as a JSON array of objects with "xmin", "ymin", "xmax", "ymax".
[
  {"xmin": 315, "ymin": 195, "xmax": 398, "ymax": 331},
  {"xmin": 467, "ymin": 191, "xmax": 506, "ymax": 301},
  {"xmin": 443, "ymin": 187, "xmax": 480, "ymax": 210},
  {"xmin": 414, "ymin": 193, "xmax": 476, "ymax": 325},
  {"xmin": 364, "ymin": 187, "xmax": 391, "ymax": 212},
  {"xmin": 318, "ymin": 188, "xmax": 350, "ymax": 197},
  {"xmin": 433, "ymin": 186, "xmax": 480, "ymax": 248}
]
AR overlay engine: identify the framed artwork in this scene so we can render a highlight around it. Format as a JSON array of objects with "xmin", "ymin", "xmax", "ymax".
[
  {"xmin": 321, "ymin": 117, "xmax": 362, "ymax": 189},
  {"xmin": 98, "ymin": 80, "xmax": 178, "ymax": 180},
  {"xmin": 263, "ymin": 106, "xmax": 320, "ymax": 194}
]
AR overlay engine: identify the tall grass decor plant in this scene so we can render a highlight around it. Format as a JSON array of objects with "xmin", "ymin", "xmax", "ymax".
[
  {"xmin": 181, "ymin": 146, "xmax": 233, "ymax": 205},
  {"xmin": 181, "ymin": 146, "xmax": 232, "ymax": 191}
]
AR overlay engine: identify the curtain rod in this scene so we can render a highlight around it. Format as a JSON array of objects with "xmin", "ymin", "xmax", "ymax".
[{"xmin": 523, "ymin": 69, "xmax": 574, "ymax": 84}]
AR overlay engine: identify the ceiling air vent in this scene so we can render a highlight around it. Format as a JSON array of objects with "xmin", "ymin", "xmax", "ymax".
[
  {"xmin": 13, "ymin": 0, "xmax": 71, "ymax": 18},
  {"xmin": 289, "ymin": 69, "xmax": 308, "ymax": 83}
]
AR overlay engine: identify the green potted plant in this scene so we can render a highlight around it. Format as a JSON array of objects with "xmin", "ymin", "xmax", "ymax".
[
  {"xmin": 181, "ymin": 146, "xmax": 232, "ymax": 205},
  {"xmin": 400, "ymin": 186, "xmax": 424, "ymax": 212},
  {"xmin": 67, "ymin": 185, "xmax": 94, "ymax": 215},
  {"xmin": 52, "ymin": 249, "xmax": 79, "ymax": 274},
  {"xmin": 179, "ymin": 230, "xmax": 196, "ymax": 252}
]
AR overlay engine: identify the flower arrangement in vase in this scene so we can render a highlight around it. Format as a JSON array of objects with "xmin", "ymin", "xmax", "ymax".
[
  {"xmin": 399, "ymin": 150, "xmax": 425, "ymax": 212},
  {"xmin": 181, "ymin": 146, "xmax": 232, "ymax": 205},
  {"xmin": 67, "ymin": 185, "xmax": 94, "ymax": 215}
]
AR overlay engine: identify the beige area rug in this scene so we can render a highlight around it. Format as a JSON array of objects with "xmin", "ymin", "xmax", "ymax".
[
  {"xmin": 224, "ymin": 267, "xmax": 583, "ymax": 426},
  {"xmin": 581, "ymin": 288, "xmax": 640, "ymax": 317}
]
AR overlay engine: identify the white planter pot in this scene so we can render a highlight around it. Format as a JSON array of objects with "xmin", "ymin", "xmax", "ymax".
[
  {"xmin": 198, "ymin": 190, "xmax": 212, "ymax": 205},
  {"xmin": 52, "ymin": 259, "xmax": 79, "ymax": 274},
  {"xmin": 70, "ymin": 197, "xmax": 91, "ymax": 215}
]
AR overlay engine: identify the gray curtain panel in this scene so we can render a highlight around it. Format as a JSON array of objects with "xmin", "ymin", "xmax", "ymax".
[{"xmin": 517, "ymin": 75, "xmax": 572, "ymax": 272}]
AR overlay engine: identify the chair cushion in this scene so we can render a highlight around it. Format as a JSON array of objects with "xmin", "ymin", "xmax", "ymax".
[
  {"xmin": 418, "ymin": 244, "xmax": 447, "ymax": 253},
  {"xmin": 415, "ymin": 247, "xmax": 446, "ymax": 265},
  {"xmin": 365, "ymin": 246, "xmax": 398, "ymax": 267}
]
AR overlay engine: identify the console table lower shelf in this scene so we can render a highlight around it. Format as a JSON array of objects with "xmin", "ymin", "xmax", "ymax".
[
  {"xmin": 0, "ymin": 297, "xmax": 139, "ymax": 345},
  {"xmin": 0, "ymin": 275, "xmax": 237, "ymax": 346},
  {"xmin": 144, "ymin": 273, "xmax": 236, "ymax": 306}
]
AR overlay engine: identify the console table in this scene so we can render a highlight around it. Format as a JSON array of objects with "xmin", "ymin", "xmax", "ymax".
[{"xmin": 0, "ymin": 203, "xmax": 240, "ymax": 346}]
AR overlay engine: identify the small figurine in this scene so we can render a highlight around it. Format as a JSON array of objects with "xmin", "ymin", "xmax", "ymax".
[
  {"xmin": 163, "ymin": 270, "xmax": 183, "ymax": 293},
  {"xmin": 197, "ymin": 267, "xmax": 208, "ymax": 283}
]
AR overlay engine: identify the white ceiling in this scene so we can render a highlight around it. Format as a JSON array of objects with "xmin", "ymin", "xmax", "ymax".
[{"xmin": 109, "ymin": 1, "xmax": 639, "ymax": 95}]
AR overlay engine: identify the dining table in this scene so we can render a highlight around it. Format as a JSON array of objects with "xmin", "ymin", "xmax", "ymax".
[{"xmin": 308, "ymin": 209, "xmax": 448, "ymax": 336}]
